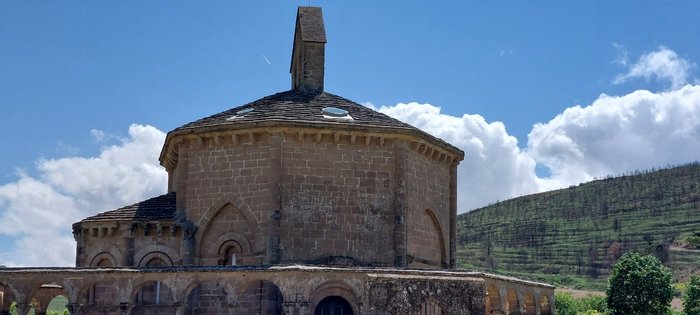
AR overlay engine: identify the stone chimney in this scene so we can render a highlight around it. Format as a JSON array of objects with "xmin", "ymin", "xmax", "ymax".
[{"xmin": 290, "ymin": 7, "xmax": 326, "ymax": 93}]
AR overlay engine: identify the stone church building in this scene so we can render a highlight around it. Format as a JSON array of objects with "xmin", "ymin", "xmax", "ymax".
[{"xmin": 0, "ymin": 7, "xmax": 554, "ymax": 315}]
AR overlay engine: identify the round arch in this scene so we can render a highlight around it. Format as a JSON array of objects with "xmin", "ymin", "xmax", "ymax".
[
  {"xmin": 309, "ymin": 281, "xmax": 359, "ymax": 315},
  {"xmin": 486, "ymin": 284, "xmax": 502, "ymax": 314},
  {"xmin": 505, "ymin": 289, "xmax": 519, "ymax": 314},
  {"xmin": 89, "ymin": 252, "xmax": 117, "ymax": 267},
  {"xmin": 315, "ymin": 296, "xmax": 353, "ymax": 315},
  {"xmin": 523, "ymin": 292, "xmax": 536, "ymax": 314},
  {"xmin": 85, "ymin": 244, "xmax": 122, "ymax": 267},
  {"xmin": 0, "ymin": 283, "xmax": 17, "ymax": 313},
  {"xmin": 133, "ymin": 244, "xmax": 179, "ymax": 267},
  {"xmin": 540, "ymin": 294, "xmax": 552, "ymax": 315},
  {"xmin": 137, "ymin": 251, "xmax": 173, "ymax": 267},
  {"xmin": 210, "ymin": 231, "xmax": 253, "ymax": 266}
]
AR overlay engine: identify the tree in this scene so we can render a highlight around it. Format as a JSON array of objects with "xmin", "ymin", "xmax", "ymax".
[
  {"xmin": 606, "ymin": 252, "xmax": 674, "ymax": 315},
  {"xmin": 685, "ymin": 275, "xmax": 700, "ymax": 315}
]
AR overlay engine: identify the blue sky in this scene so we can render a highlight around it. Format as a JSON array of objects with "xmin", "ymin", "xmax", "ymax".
[{"xmin": 1, "ymin": 1, "xmax": 700, "ymax": 266}]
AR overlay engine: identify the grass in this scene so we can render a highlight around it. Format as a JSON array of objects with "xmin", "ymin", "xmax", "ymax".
[{"xmin": 456, "ymin": 163, "xmax": 700, "ymax": 290}]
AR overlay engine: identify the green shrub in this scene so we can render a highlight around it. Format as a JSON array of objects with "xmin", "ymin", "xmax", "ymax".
[
  {"xmin": 606, "ymin": 252, "xmax": 674, "ymax": 315},
  {"xmin": 685, "ymin": 275, "xmax": 700, "ymax": 315},
  {"xmin": 555, "ymin": 292, "xmax": 578, "ymax": 315},
  {"xmin": 577, "ymin": 294, "xmax": 608, "ymax": 314},
  {"xmin": 555, "ymin": 292, "xmax": 608, "ymax": 315}
]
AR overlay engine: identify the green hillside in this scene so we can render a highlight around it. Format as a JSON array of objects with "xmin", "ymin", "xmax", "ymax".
[{"xmin": 456, "ymin": 162, "xmax": 700, "ymax": 290}]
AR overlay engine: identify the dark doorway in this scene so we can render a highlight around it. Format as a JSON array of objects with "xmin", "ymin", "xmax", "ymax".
[{"xmin": 314, "ymin": 296, "xmax": 353, "ymax": 315}]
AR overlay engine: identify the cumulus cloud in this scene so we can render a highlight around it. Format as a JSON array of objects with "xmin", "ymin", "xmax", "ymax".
[
  {"xmin": 371, "ymin": 84, "xmax": 700, "ymax": 211},
  {"xmin": 369, "ymin": 102, "xmax": 541, "ymax": 212},
  {"xmin": 529, "ymin": 85, "xmax": 700, "ymax": 189},
  {"xmin": 0, "ymin": 124, "xmax": 167, "ymax": 267},
  {"xmin": 613, "ymin": 46, "xmax": 696, "ymax": 90}
]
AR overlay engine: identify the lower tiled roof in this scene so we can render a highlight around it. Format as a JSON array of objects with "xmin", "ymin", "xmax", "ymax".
[{"xmin": 79, "ymin": 192, "xmax": 176, "ymax": 223}]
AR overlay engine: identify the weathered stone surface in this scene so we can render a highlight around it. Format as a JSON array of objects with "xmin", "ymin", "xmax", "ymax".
[
  {"xmin": 0, "ymin": 266, "xmax": 554, "ymax": 315},
  {"xmin": 1, "ymin": 5, "xmax": 556, "ymax": 315}
]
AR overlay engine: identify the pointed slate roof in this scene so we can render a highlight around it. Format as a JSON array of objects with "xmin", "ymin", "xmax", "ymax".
[
  {"xmin": 79, "ymin": 192, "xmax": 176, "ymax": 223},
  {"xmin": 162, "ymin": 89, "xmax": 463, "ymax": 163},
  {"xmin": 175, "ymin": 90, "xmax": 412, "ymax": 131}
]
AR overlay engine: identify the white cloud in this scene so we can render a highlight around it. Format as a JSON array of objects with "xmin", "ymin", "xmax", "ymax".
[
  {"xmin": 613, "ymin": 46, "xmax": 696, "ymax": 90},
  {"xmin": 370, "ymin": 86, "xmax": 700, "ymax": 212},
  {"xmin": 90, "ymin": 129, "xmax": 105, "ymax": 141},
  {"xmin": 0, "ymin": 124, "xmax": 167, "ymax": 267},
  {"xmin": 612, "ymin": 42, "xmax": 629, "ymax": 66},
  {"xmin": 370, "ymin": 102, "xmax": 541, "ymax": 212},
  {"xmin": 528, "ymin": 85, "xmax": 700, "ymax": 189}
]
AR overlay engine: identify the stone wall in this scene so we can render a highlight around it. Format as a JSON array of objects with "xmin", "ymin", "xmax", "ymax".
[
  {"xmin": 76, "ymin": 220, "xmax": 182, "ymax": 267},
  {"xmin": 404, "ymin": 146, "xmax": 453, "ymax": 268},
  {"xmin": 176, "ymin": 133, "xmax": 275, "ymax": 265},
  {"xmin": 279, "ymin": 133, "xmax": 396, "ymax": 265},
  {"xmin": 0, "ymin": 266, "xmax": 551, "ymax": 315}
]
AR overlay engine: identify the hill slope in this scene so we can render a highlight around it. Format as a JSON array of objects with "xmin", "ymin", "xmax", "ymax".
[{"xmin": 456, "ymin": 163, "xmax": 700, "ymax": 289}]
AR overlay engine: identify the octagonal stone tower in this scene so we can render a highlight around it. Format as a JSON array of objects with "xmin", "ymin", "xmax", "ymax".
[
  {"xmin": 73, "ymin": 7, "xmax": 464, "ymax": 271},
  {"xmin": 0, "ymin": 7, "xmax": 558, "ymax": 315}
]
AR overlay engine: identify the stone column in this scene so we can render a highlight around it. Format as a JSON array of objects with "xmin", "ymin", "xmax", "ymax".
[
  {"xmin": 182, "ymin": 224, "xmax": 197, "ymax": 265},
  {"xmin": 174, "ymin": 303, "xmax": 185, "ymax": 315},
  {"xmin": 393, "ymin": 141, "xmax": 408, "ymax": 267},
  {"xmin": 449, "ymin": 162, "xmax": 458, "ymax": 269},
  {"xmin": 299, "ymin": 301, "xmax": 310, "ymax": 315},
  {"xmin": 174, "ymin": 143, "xmax": 189, "ymax": 215},
  {"xmin": 267, "ymin": 133, "xmax": 283, "ymax": 264},
  {"xmin": 14, "ymin": 302, "xmax": 30, "ymax": 315},
  {"xmin": 72, "ymin": 226, "xmax": 86, "ymax": 266},
  {"xmin": 122, "ymin": 223, "xmax": 135, "ymax": 266},
  {"xmin": 119, "ymin": 302, "xmax": 130, "ymax": 315},
  {"xmin": 282, "ymin": 301, "xmax": 296, "ymax": 315},
  {"xmin": 66, "ymin": 303, "xmax": 80, "ymax": 315}
]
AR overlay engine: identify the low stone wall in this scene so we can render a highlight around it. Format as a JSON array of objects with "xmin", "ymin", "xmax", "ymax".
[{"xmin": 0, "ymin": 265, "xmax": 553, "ymax": 315}]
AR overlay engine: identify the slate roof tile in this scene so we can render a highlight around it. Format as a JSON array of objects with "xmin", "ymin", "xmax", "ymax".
[
  {"xmin": 176, "ymin": 90, "xmax": 413, "ymax": 132},
  {"xmin": 79, "ymin": 192, "xmax": 176, "ymax": 223}
]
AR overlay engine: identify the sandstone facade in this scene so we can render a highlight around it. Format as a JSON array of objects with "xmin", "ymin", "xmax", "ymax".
[{"xmin": 0, "ymin": 6, "xmax": 555, "ymax": 315}]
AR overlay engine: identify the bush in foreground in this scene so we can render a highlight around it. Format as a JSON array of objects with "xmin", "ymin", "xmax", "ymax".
[
  {"xmin": 685, "ymin": 275, "xmax": 700, "ymax": 315},
  {"xmin": 606, "ymin": 252, "xmax": 673, "ymax": 315}
]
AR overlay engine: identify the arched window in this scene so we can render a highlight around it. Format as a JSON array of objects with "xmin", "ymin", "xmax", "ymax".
[{"xmin": 219, "ymin": 240, "xmax": 243, "ymax": 266}]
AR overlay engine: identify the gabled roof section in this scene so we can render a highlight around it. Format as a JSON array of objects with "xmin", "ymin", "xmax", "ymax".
[{"xmin": 78, "ymin": 192, "xmax": 176, "ymax": 223}]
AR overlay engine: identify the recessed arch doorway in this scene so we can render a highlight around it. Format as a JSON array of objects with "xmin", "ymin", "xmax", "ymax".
[{"xmin": 314, "ymin": 296, "xmax": 353, "ymax": 315}]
